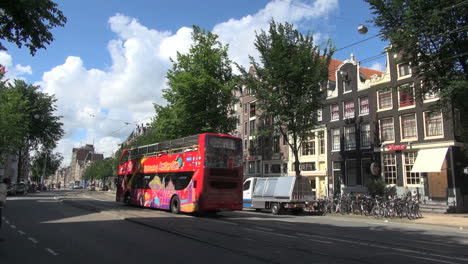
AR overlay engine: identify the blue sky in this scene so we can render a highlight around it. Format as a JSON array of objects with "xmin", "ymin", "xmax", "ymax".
[{"xmin": 0, "ymin": 0, "xmax": 388, "ymax": 165}]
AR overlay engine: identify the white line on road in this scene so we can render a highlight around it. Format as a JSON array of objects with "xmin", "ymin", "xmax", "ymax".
[
  {"xmin": 255, "ymin": 227, "xmax": 273, "ymax": 231},
  {"xmin": 203, "ymin": 218, "xmax": 238, "ymax": 226},
  {"xmin": 45, "ymin": 248, "xmax": 58, "ymax": 256},
  {"xmin": 243, "ymin": 228, "xmax": 297, "ymax": 238},
  {"xmin": 28, "ymin": 237, "xmax": 38, "ymax": 244},
  {"xmin": 5, "ymin": 220, "xmax": 9, "ymax": 224},
  {"xmin": 398, "ymin": 237, "xmax": 465, "ymax": 248},
  {"xmin": 18, "ymin": 230, "xmax": 25, "ymax": 235},
  {"xmin": 10, "ymin": 224, "xmax": 16, "ymax": 229},
  {"xmin": 394, "ymin": 253, "xmax": 460, "ymax": 264}
]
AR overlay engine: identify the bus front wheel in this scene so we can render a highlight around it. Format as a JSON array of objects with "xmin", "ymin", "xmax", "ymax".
[{"xmin": 170, "ymin": 196, "xmax": 180, "ymax": 214}]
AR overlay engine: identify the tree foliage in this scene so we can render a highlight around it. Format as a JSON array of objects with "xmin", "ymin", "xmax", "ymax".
[
  {"xmin": 153, "ymin": 25, "xmax": 238, "ymax": 141},
  {"xmin": 365, "ymin": 0, "xmax": 468, "ymax": 140},
  {"xmin": 82, "ymin": 158, "xmax": 116, "ymax": 182},
  {"xmin": 30, "ymin": 151, "xmax": 63, "ymax": 183},
  {"xmin": 0, "ymin": 78, "xmax": 64, "ymax": 179},
  {"xmin": 238, "ymin": 20, "xmax": 334, "ymax": 178},
  {"xmin": 0, "ymin": 0, "xmax": 67, "ymax": 55}
]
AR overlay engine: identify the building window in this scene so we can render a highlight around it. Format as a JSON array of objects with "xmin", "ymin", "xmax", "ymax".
[
  {"xmin": 398, "ymin": 63, "xmax": 411, "ymax": 77},
  {"xmin": 273, "ymin": 135, "xmax": 280, "ymax": 153},
  {"xmin": 331, "ymin": 104, "xmax": 339, "ymax": 121},
  {"xmin": 343, "ymin": 80, "xmax": 352, "ymax": 93},
  {"xmin": 398, "ymin": 84, "xmax": 414, "ymax": 108},
  {"xmin": 401, "ymin": 114, "xmax": 417, "ymax": 140},
  {"xmin": 404, "ymin": 152, "xmax": 421, "ymax": 185},
  {"xmin": 317, "ymin": 109, "xmax": 323, "ymax": 121},
  {"xmin": 318, "ymin": 131, "xmax": 325, "ymax": 154},
  {"xmin": 382, "ymin": 153, "xmax": 397, "ymax": 184},
  {"xmin": 332, "ymin": 162, "xmax": 342, "ymax": 186},
  {"xmin": 360, "ymin": 123, "xmax": 371, "ymax": 148},
  {"xmin": 301, "ymin": 135, "xmax": 315, "ymax": 156},
  {"xmin": 378, "ymin": 90, "xmax": 392, "ymax": 110},
  {"xmin": 248, "ymin": 161, "xmax": 255, "ymax": 174},
  {"xmin": 271, "ymin": 164, "xmax": 281, "ymax": 173},
  {"xmin": 256, "ymin": 160, "xmax": 261, "ymax": 173},
  {"xmin": 264, "ymin": 164, "xmax": 269, "ymax": 175},
  {"xmin": 425, "ymin": 112, "xmax": 443, "ymax": 137},
  {"xmin": 249, "ymin": 120, "xmax": 255, "ymax": 136},
  {"xmin": 359, "ymin": 96, "xmax": 369, "ymax": 115},
  {"xmin": 250, "ymin": 103, "xmax": 256, "ymax": 116},
  {"xmin": 361, "ymin": 159, "xmax": 372, "ymax": 186},
  {"xmin": 343, "ymin": 100, "xmax": 355, "ymax": 119},
  {"xmin": 244, "ymin": 121, "xmax": 248, "ymax": 135},
  {"xmin": 424, "ymin": 92, "xmax": 439, "ymax": 101},
  {"xmin": 345, "ymin": 159, "xmax": 358, "ymax": 186},
  {"xmin": 331, "ymin": 128, "xmax": 340, "ymax": 151},
  {"xmin": 244, "ymin": 139, "xmax": 247, "ymax": 150},
  {"xmin": 244, "ymin": 103, "xmax": 248, "ymax": 114},
  {"xmin": 344, "ymin": 126, "xmax": 356, "ymax": 150},
  {"xmin": 380, "ymin": 118, "xmax": 394, "ymax": 142},
  {"xmin": 300, "ymin": 162, "xmax": 316, "ymax": 171},
  {"xmin": 236, "ymin": 115, "xmax": 240, "ymax": 128}
]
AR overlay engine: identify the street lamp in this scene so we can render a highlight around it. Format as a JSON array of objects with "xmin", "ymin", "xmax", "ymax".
[{"xmin": 357, "ymin": 24, "xmax": 368, "ymax": 34}]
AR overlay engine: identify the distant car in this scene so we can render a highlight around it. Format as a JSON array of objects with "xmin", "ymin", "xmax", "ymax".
[{"xmin": 15, "ymin": 183, "xmax": 27, "ymax": 195}]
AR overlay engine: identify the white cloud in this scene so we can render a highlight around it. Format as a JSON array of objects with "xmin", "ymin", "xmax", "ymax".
[
  {"xmin": 32, "ymin": 0, "xmax": 339, "ymax": 167},
  {"xmin": 370, "ymin": 62, "xmax": 385, "ymax": 72},
  {"xmin": 0, "ymin": 51, "xmax": 32, "ymax": 81}
]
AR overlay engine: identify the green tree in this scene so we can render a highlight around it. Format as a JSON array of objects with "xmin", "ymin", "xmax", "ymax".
[
  {"xmin": 83, "ymin": 158, "xmax": 115, "ymax": 182},
  {"xmin": 30, "ymin": 151, "xmax": 63, "ymax": 183},
  {"xmin": 365, "ymin": 0, "xmax": 468, "ymax": 140},
  {"xmin": 155, "ymin": 25, "xmax": 238, "ymax": 140},
  {"xmin": 0, "ymin": 0, "xmax": 67, "ymax": 55},
  {"xmin": 0, "ymin": 79, "xmax": 64, "ymax": 181},
  {"xmin": 238, "ymin": 21, "xmax": 334, "ymax": 178}
]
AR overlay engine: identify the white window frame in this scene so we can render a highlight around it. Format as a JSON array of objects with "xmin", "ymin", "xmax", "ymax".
[
  {"xmin": 343, "ymin": 100, "xmax": 355, "ymax": 119},
  {"xmin": 423, "ymin": 111, "xmax": 444, "ymax": 139},
  {"xmin": 360, "ymin": 123, "xmax": 371, "ymax": 149},
  {"xmin": 344, "ymin": 126, "xmax": 356, "ymax": 150},
  {"xmin": 377, "ymin": 90, "xmax": 393, "ymax": 111},
  {"xmin": 331, "ymin": 128, "xmax": 340, "ymax": 151},
  {"xmin": 403, "ymin": 151, "xmax": 422, "ymax": 186},
  {"xmin": 400, "ymin": 113, "xmax": 418, "ymax": 141},
  {"xmin": 379, "ymin": 118, "xmax": 395, "ymax": 143},
  {"xmin": 358, "ymin": 96, "xmax": 369, "ymax": 116},
  {"xmin": 397, "ymin": 84, "xmax": 415, "ymax": 109},
  {"xmin": 397, "ymin": 63, "xmax": 412, "ymax": 79},
  {"xmin": 331, "ymin": 104, "xmax": 339, "ymax": 121},
  {"xmin": 382, "ymin": 153, "xmax": 397, "ymax": 185}
]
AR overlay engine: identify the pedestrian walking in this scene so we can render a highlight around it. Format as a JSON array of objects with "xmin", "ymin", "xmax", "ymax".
[{"xmin": 0, "ymin": 178, "xmax": 10, "ymax": 229}]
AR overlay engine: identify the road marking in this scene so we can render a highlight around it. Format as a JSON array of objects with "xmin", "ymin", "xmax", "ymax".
[
  {"xmin": 255, "ymin": 227, "xmax": 273, "ymax": 231},
  {"xmin": 278, "ymin": 222, "xmax": 294, "ymax": 226},
  {"xmin": 28, "ymin": 237, "xmax": 38, "ymax": 244},
  {"xmin": 45, "ymin": 248, "xmax": 58, "ymax": 256},
  {"xmin": 18, "ymin": 230, "xmax": 26, "ymax": 235},
  {"xmin": 243, "ymin": 228, "xmax": 297, "ymax": 238},
  {"xmin": 5, "ymin": 220, "xmax": 9, "ymax": 224},
  {"xmin": 10, "ymin": 224, "xmax": 16, "ymax": 229},
  {"xmin": 398, "ymin": 238, "xmax": 464, "ymax": 247},
  {"xmin": 203, "ymin": 218, "xmax": 238, "ymax": 226},
  {"xmin": 394, "ymin": 253, "xmax": 460, "ymax": 264}
]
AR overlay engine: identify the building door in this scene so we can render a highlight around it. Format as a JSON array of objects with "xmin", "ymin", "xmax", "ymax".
[{"xmin": 428, "ymin": 160, "xmax": 448, "ymax": 199}]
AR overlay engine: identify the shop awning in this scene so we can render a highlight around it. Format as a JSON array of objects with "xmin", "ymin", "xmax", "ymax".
[{"xmin": 411, "ymin": 147, "xmax": 448, "ymax": 173}]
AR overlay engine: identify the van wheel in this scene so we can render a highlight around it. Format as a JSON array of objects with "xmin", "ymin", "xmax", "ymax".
[
  {"xmin": 271, "ymin": 203, "xmax": 281, "ymax": 215},
  {"xmin": 170, "ymin": 196, "xmax": 180, "ymax": 214}
]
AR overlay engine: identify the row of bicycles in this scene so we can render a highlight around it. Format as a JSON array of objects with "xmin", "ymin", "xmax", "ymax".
[{"xmin": 317, "ymin": 194, "xmax": 423, "ymax": 220}]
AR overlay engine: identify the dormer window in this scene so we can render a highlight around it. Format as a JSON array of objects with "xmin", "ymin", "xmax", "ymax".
[{"xmin": 398, "ymin": 63, "xmax": 411, "ymax": 77}]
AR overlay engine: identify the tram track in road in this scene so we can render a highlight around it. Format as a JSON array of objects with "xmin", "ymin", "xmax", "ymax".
[{"xmin": 197, "ymin": 214, "xmax": 468, "ymax": 264}]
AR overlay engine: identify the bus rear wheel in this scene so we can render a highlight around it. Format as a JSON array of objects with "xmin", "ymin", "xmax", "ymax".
[{"xmin": 170, "ymin": 196, "xmax": 180, "ymax": 214}]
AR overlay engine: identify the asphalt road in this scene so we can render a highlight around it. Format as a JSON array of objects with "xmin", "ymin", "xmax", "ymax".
[{"xmin": 1, "ymin": 190, "xmax": 468, "ymax": 264}]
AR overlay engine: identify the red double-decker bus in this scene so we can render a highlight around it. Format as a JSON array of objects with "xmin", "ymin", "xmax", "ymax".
[{"xmin": 116, "ymin": 133, "xmax": 243, "ymax": 214}]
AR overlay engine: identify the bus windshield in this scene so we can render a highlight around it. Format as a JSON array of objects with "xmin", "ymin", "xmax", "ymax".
[{"xmin": 204, "ymin": 135, "xmax": 242, "ymax": 168}]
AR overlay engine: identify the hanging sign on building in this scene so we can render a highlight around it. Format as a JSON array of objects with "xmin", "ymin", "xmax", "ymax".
[{"xmin": 386, "ymin": 144, "xmax": 407, "ymax": 151}]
